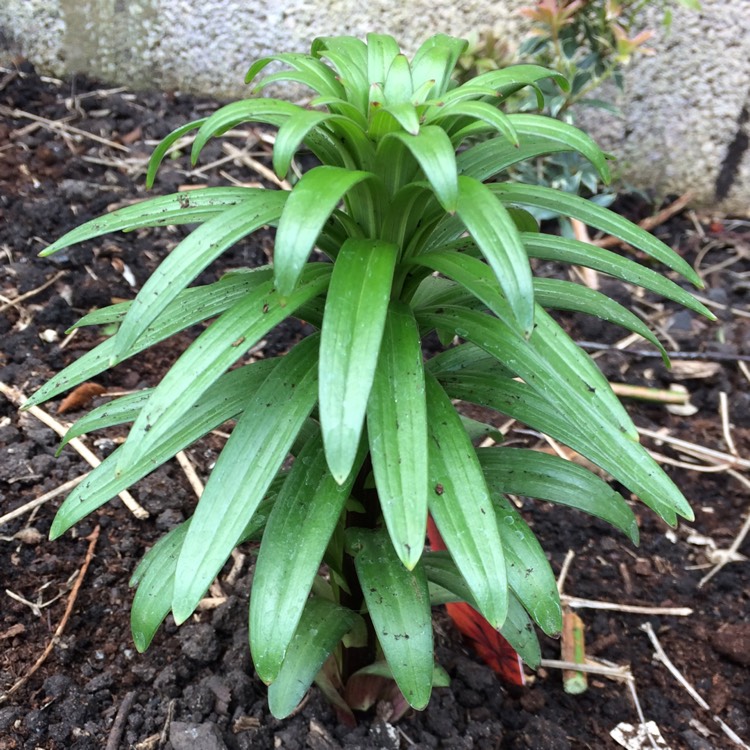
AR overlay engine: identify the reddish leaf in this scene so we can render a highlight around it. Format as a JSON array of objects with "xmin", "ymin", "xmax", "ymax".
[{"xmin": 427, "ymin": 516, "xmax": 525, "ymax": 686}]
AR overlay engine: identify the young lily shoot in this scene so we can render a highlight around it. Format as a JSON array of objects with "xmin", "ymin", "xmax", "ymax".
[{"xmin": 33, "ymin": 33, "xmax": 711, "ymax": 719}]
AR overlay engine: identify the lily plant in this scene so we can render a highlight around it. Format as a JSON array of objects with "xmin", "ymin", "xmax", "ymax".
[{"xmin": 31, "ymin": 33, "xmax": 711, "ymax": 719}]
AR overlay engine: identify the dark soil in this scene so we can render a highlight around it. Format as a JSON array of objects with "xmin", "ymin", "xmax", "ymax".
[{"xmin": 1, "ymin": 62, "xmax": 749, "ymax": 750}]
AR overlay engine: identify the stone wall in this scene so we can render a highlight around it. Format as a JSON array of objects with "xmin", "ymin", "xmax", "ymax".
[{"xmin": 1, "ymin": 0, "xmax": 748, "ymax": 213}]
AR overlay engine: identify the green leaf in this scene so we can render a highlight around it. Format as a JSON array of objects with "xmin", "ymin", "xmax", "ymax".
[
  {"xmin": 319, "ymin": 238, "xmax": 398, "ymax": 484},
  {"xmin": 250, "ymin": 431, "xmax": 362, "ymax": 683},
  {"xmin": 272, "ymin": 110, "xmax": 338, "ymax": 179},
  {"xmin": 130, "ymin": 522, "xmax": 189, "ymax": 652},
  {"xmin": 411, "ymin": 249, "xmax": 521, "ymax": 336},
  {"xmin": 457, "ymin": 115, "xmax": 609, "ymax": 184},
  {"xmin": 478, "ymin": 447, "xmax": 639, "ymax": 543},
  {"xmin": 522, "ymin": 233, "xmax": 714, "ymax": 319},
  {"xmin": 354, "ymin": 530, "xmax": 434, "ymax": 710},
  {"xmin": 381, "ymin": 102, "xmax": 421, "ymax": 136},
  {"xmin": 172, "ymin": 334, "xmax": 321, "ymax": 624},
  {"xmin": 425, "ymin": 341, "xmax": 514, "ymax": 380},
  {"xmin": 49, "ymin": 358, "xmax": 278, "ymax": 538},
  {"xmin": 382, "ymin": 126, "xmax": 458, "ymax": 212},
  {"xmin": 190, "ymin": 99, "xmax": 302, "ymax": 163},
  {"xmin": 419, "ymin": 304, "xmax": 637, "ymax": 442},
  {"xmin": 424, "ymin": 373, "xmax": 507, "ymax": 628},
  {"xmin": 367, "ymin": 33, "xmax": 401, "ymax": 86},
  {"xmin": 511, "ymin": 114, "xmax": 610, "ymax": 182},
  {"xmin": 422, "ymin": 551, "xmax": 540, "ymax": 667},
  {"xmin": 146, "ymin": 118, "xmax": 206, "ymax": 188},
  {"xmin": 492, "ymin": 184, "xmax": 703, "ymax": 287},
  {"xmin": 437, "ymin": 369, "xmax": 692, "ymax": 525},
  {"xmin": 28, "ymin": 268, "xmax": 274, "ymax": 407},
  {"xmin": 455, "ymin": 175, "xmax": 535, "ymax": 337},
  {"xmin": 268, "ymin": 599, "xmax": 358, "ymax": 719},
  {"xmin": 532, "ymin": 277, "xmax": 670, "ymax": 365},
  {"xmin": 274, "ymin": 166, "xmax": 374, "ymax": 296},
  {"xmin": 245, "ymin": 53, "xmax": 345, "ymax": 99},
  {"xmin": 312, "ymin": 36, "xmax": 370, "ymax": 113},
  {"xmin": 112, "ymin": 191, "xmax": 288, "ymax": 361},
  {"xmin": 115, "ymin": 266, "xmax": 330, "ymax": 470},
  {"xmin": 40, "ymin": 188, "xmax": 259, "ymax": 257},
  {"xmin": 410, "ymin": 35, "xmax": 468, "ymax": 100},
  {"xmin": 491, "ymin": 495, "xmax": 561, "ymax": 636},
  {"xmin": 427, "ymin": 100, "xmax": 519, "ymax": 147},
  {"xmin": 445, "ymin": 64, "xmax": 568, "ymax": 105},
  {"xmin": 58, "ymin": 389, "xmax": 151, "ymax": 452},
  {"xmin": 383, "ymin": 53, "xmax": 414, "ymax": 105},
  {"xmin": 367, "ymin": 301, "xmax": 428, "ymax": 569}
]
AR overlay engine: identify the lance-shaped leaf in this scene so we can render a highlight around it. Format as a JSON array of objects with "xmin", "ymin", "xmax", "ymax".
[
  {"xmin": 382, "ymin": 126, "xmax": 458, "ymax": 211},
  {"xmin": 367, "ymin": 33, "xmax": 401, "ymax": 86},
  {"xmin": 455, "ymin": 175, "xmax": 535, "ymax": 337},
  {"xmin": 49, "ymin": 358, "xmax": 279, "ymax": 538},
  {"xmin": 319, "ymin": 238, "xmax": 398, "ymax": 484},
  {"xmin": 146, "ymin": 118, "xmax": 206, "ymax": 186},
  {"xmin": 115, "ymin": 265, "xmax": 330, "ymax": 471},
  {"xmin": 384, "ymin": 53, "xmax": 414, "ymax": 105},
  {"xmin": 367, "ymin": 301, "xmax": 428, "ymax": 569},
  {"xmin": 250, "ymin": 432, "xmax": 362, "ymax": 683},
  {"xmin": 130, "ymin": 522, "xmax": 189, "ymax": 652},
  {"xmin": 312, "ymin": 36, "xmax": 370, "ymax": 111},
  {"xmin": 477, "ymin": 447, "xmax": 639, "ymax": 543},
  {"xmin": 274, "ymin": 166, "xmax": 374, "ymax": 296},
  {"xmin": 522, "ymin": 233, "xmax": 714, "ymax": 319},
  {"xmin": 457, "ymin": 113, "xmax": 609, "ymax": 183},
  {"xmin": 172, "ymin": 334, "xmax": 321, "ymax": 624},
  {"xmin": 411, "ymin": 250, "xmax": 520, "ymax": 336},
  {"xmin": 112, "ymin": 192, "xmax": 288, "ymax": 360},
  {"xmin": 272, "ymin": 110, "xmax": 339, "ymax": 179},
  {"xmin": 27, "ymin": 268, "xmax": 274, "ymax": 407},
  {"xmin": 410, "ymin": 34, "xmax": 468, "ymax": 99},
  {"xmin": 532, "ymin": 277, "xmax": 669, "ymax": 364},
  {"xmin": 245, "ymin": 52, "xmax": 345, "ymax": 98},
  {"xmin": 427, "ymin": 100, "xmax": 519, "ymax": 147},
  {"xmin": 58, "ymin": 389, "xmax": 152, "ymax": 452},
  {"xmin": 40, "ymin": 188, "xmax": 255, "ymax": 257},
  {"xmin": 491, "ymin": 495, "xmax": 561, "ymax": 636},
  {"xmin": 419, "ymin": 304, "xmax": 637, "ymax": 443},
  {"xmin": 354, "ymin": 529, "xmax": 434, "ymax": 710},
  {"xmin": 267, "ymin": 597, "xmax": 358, "ymax": 719},
  {"xmin": 437, "ymin": 369, "xmax": 692, "ymax": 525},
  {"xmin": 424, "ymin": 373, "xmax": 507, "ymax": 628},
  {"xmin": 492, "ymin": 183, "xmax": 702, "ymax": 287},
  {"xmin": 422, "ymin": 551, "xmax": 540, "ymax": 667},
  {"xmin": 457, "ymin": 64, "xmax": 568, "ymax": 103},
  {"xmin": 190, "ymin": 98, "xmax": 303, "ymax": 162}
]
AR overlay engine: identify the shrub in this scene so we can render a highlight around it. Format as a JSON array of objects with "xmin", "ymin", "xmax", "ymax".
[{"xmin": 31, "ymin": 33, "xmax": 711, "ymax": 718}]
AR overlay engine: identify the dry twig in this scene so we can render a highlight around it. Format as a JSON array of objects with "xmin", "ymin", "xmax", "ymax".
[
  {"xmin": 0, "ymin": 474, "xmax": 88, "ymax": 527},
  {"xmin": 638, "ymin": 426, "xmax": 750, "ymax": 471},
  {"xmin": 106, "ymin": 690, "xmax": 137, "ymax": 750},
  {"xmin": 697, "ymin": 470, "xmax": 750, "ymax": 588},
  {"xmin": 641, "ymin": 623, "xmax": 750, "ymax": 749},
  {"xmin": 0, "ymin": 104, "xmax": 130, "ymax": 152},
  {"xmin": 594, "ymin": 192, "xmax": 693, "ymax": 249},
  {"xmin": 0, "ymin": 270, "xmax": 66, "ymax": 314},
  {"xmin": 0, "ymin": 382, "xmax": 149, "ymax": 520},
  {"xmin": 175, "ymin": 450, "xmax": 205, "ymax": 499},
  {"xmin": 563, "ymin": 596, "xmax": 692, "ymax": 616},
  {"xmin": 0, "ymin": 526, "xmax": 100, "ymax": 704}
]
